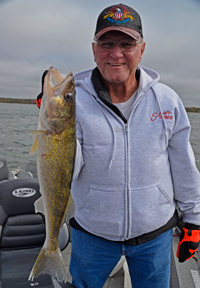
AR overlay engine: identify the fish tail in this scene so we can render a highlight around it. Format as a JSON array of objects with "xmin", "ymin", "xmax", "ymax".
[{"xmin": 28, "ymin": 247, "xmax": 67, "ymax": 282}]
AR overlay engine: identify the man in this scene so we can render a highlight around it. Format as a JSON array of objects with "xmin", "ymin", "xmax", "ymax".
[{"xmin": 37, "ymin": 4, "xmax": 200, "ymax": 288}]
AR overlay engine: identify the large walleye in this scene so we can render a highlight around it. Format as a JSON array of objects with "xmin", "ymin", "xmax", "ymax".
[{"xmin": 29, "ymin": 67, "xmax": 76, "ymax": 282}]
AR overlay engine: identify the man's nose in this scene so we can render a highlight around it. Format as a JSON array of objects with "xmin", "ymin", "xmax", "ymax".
[{"xmin": 110, "ymin": 42, "xmax": 123, "ymax": 58}]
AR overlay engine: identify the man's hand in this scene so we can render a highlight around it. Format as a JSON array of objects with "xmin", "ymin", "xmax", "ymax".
[{"xmin": 176, "ymin": 223, "xmax": 200, "ymax": 262}]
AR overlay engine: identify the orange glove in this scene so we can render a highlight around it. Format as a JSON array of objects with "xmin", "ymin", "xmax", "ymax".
[{"xmin": 176, "ymin": 223, "xmax": 200, "ymax": 263}]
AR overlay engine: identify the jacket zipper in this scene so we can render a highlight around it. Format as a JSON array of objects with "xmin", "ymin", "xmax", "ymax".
[
  {"xmin": 125, "ymin": 123, "xmax": 128, "ymax": 134},
  {"xmin": 124, "ymin": 92, "xmax": 144, "ymax": 239},
  {"xmin": 96, "ymin": 91, "xmax": 145, "ymax": 240},
  {"xmin": 125, "ymin": 123, "xmax": 129, "ymax": 239}
]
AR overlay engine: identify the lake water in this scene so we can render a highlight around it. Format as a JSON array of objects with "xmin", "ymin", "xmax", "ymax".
[
  {"xmin": 0, "ymin": 103, "xmax": 39, "ymax": 171},
  {"xmin": 0, "ymin": 103, "xmax": 200, "ymax": 172}
]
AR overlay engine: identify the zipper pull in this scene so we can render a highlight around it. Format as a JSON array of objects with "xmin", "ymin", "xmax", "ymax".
[{"xmin": 125, "ymin": 124, "xmax": 128, "ymax": 135}]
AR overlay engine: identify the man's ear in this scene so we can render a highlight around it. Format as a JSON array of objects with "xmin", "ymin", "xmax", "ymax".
[
  {"xmin": 139, "ymin": 42, "xmax": 146, "ymax": 62},
  {"xmin": 92, "ymin": 42, "xmax": 96, "ymax": 62}
]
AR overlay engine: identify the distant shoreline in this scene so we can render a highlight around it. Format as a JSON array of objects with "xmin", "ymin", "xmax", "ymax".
[
  {"xmin": 0, "ymin": 98, "xmax": 200, "ymax": 112},
  {"xmin": 0, "ymin": 98, "xmax": 35, "ymax": 104},
  {"xmin": 185, "ymin": 107, "xmax": 200, "ymax": 113}
]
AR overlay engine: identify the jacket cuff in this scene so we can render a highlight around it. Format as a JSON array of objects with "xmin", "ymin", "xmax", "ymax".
[{"xmin": 185, "ymin": 223, "xmax": 200, "ymax": 230}]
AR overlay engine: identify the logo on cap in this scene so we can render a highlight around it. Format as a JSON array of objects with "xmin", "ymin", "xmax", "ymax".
[{"xmin": 103, "ymin": 5, "xmax": 134, "ymax": 24}]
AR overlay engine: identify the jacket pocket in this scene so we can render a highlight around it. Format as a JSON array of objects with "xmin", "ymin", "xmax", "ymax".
[
  {"xmin": 157, "ymin": 184, "xmax": 173, "ymax": 205},
  {"xmin": 77, "ymin": 186, "xmax": 125, "ymax": 238},
  {"xmin": 129, "ymin": 184, "xmax": 174, "ymax": 237}
]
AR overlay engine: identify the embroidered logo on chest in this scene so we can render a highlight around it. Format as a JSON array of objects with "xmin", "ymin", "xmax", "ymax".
[{"xmin": 151, "ymin": 111, "xmax": 173, "ymax": 121}]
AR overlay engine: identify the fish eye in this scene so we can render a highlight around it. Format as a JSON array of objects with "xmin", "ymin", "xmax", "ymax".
[{"xmin": 64, "ymin": 93, "xmax": 73, "ymax": 102}]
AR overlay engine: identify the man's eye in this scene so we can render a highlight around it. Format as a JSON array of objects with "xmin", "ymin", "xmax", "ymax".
[
  {"xmin": 100, "ymin": 42, "xmax": 113, "ymax": 48},
  {"xmin": 121, "ymin": 42, "xmax": 134, "ymax": 49}
]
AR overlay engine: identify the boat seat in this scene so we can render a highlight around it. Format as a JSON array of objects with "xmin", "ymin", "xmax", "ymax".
[
  {"xmin": 0, "ymin": 155, "xmax": 14, "ymax": 181},
  {"xmin": 0, "ymin": 178, "xmax": 74, "ymax": 288}
]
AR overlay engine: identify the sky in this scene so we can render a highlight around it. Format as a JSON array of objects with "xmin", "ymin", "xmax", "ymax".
[{"xmin": 0, "ymin": 0, "xmax": 199, "ymax": 107}]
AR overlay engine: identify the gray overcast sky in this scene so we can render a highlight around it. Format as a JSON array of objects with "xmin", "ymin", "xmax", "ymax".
[{"xmin": 0, "ymin": 0, "xmax": 199, "ymax": 107}]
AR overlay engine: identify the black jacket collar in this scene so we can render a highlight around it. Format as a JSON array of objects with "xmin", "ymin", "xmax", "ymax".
[{"xmin": 91, "ymin": 67, "xmax": 140, "ymax": 123}]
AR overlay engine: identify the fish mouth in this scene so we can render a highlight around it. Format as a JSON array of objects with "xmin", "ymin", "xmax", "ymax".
[
  {"xmin": 46, "ymin": 67, "xmax": 75, "ymax": 100},
  {"xmin": 44, "ymin": 67, "xmax": 75, "ymax": 121},
  {"xmin": 48, "ymin": 67, "xmax": 73, "ymax": 91}
]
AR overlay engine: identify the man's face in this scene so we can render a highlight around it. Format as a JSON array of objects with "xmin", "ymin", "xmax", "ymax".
[{"xmin": 92, "ymin": 31, "xmax": 145, "ymax": 86}]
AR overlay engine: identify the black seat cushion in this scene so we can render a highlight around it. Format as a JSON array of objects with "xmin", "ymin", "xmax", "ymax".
[
  {"xmin": 1, "ymin": 213, "xmax": 45, "ymax": 248},
  {"xmin": 0, "ymin": 178, "xmax": 41, "ymax": 218}
]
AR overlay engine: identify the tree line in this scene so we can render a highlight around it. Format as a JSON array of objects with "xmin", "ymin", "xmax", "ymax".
[
  {"xmin": 0, "ymin": 98, "xmax": 35, "ymax": 104},
  {"xmin": 185, "ymin": 107, "xmax": 200, "ymax": 113},
  {"xmin": 0, "ymin": 98, "xmax": 200, "ymax": 112}
]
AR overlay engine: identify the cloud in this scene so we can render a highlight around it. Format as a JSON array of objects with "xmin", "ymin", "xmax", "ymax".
[{"xmin": 0, "ymin": 0, "xmax": 199, "ymax": 107}]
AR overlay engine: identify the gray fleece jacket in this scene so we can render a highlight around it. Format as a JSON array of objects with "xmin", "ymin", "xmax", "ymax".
[{"xmin": 71, "ymin": 65, "xmax": 200, "ymax": 242}]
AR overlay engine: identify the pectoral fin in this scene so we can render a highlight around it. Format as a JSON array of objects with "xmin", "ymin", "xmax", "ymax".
[
  {"xmin": 34, "ymin": 196, "xmax": 45, "ymax": 215},
  {"xmin": 29, "ymin": 136, "xmax": 39, "ymax": 154},
  {"xmin": 64, "ymin": 194, "xmax": 75, "ymax": 224},
  {"xmin": 34, "ymin": 195, "xmax": 75, "ymax": 226}
]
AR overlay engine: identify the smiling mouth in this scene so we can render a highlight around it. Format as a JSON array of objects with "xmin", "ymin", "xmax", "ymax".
[{"xmin": 108, "ymin": 63, "xmax": 124, "ymax": 66}]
